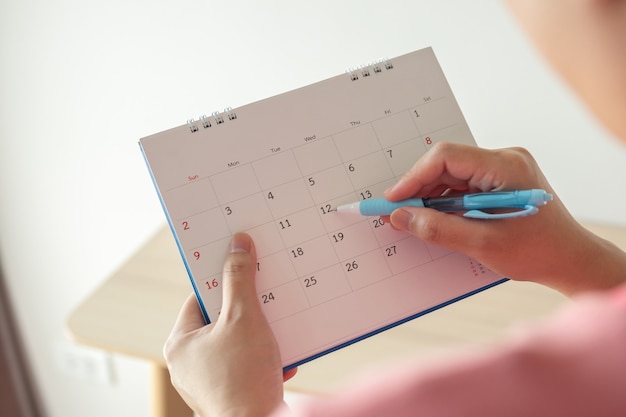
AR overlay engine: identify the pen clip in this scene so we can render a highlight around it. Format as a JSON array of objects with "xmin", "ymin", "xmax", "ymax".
[{"xmin": 463, "ymin": 205, "xmax": 539, "ymax": 220}]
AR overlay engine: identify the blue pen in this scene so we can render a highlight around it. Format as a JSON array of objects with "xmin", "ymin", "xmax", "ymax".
[{"xmin": 336, "ymin": 189, "xmax": 553, "ymax": 219}]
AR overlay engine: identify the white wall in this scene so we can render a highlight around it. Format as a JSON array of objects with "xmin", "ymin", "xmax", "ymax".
[{"xmin": 1, "ymin": 0, "xmax": 625, "ymax": 416}]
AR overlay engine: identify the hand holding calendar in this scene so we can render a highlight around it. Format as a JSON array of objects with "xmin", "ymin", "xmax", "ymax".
[{"xmin": 164, "ymin": 233, "xmax": 294, "ymax": 417}]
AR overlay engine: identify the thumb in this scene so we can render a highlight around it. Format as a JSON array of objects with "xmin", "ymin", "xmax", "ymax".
[
  {"xmin": 390, "ymin": 207, "xmax": 491, "ymax": 255},
  {"xmin": 218, "ymin": 233, "xmax": 261, "ymax": 322}
]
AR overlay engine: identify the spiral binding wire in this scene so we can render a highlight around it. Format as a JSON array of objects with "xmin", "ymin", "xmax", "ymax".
[
  {"xmin": 187, "ymin": 107, "xmax": 238, "ymax": 133},
  {"xmin": 346, "ymin": 57, "xmax": 393, "ymax": 81},
  {"xmin": 186, "ymin": 58, "xmax": 394, "ymax": 132}
]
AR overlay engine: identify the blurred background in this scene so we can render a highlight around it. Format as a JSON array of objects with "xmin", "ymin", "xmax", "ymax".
[{"xmin": 1, "ymin": 0, "xmax": 625, "ymax": 416}]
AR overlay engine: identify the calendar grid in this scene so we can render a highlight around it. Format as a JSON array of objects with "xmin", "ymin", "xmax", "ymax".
[
  {"xmin": 140, "ymin": 47, "xmax": 505, "ymax": 368},
  {"xmin": 169, "ymin": 111, "xmax": 478, "ymax": 321},
  {"xmin": 161, "ymin": 99, "xmax": 448, "ymax": 197},
  {"xmin": 167, "ymin": 111, "xmax": 476, "ymax": 323}
]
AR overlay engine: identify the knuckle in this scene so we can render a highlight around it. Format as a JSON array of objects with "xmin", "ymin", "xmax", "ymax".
[
  {"xmin": 162, "ymin": 335, "xmax": 179, "ymax": 363},
  {"xmin": 430, "ymin": 140, "xmax": 453, "ymax": 154},
  {"xmin": 414, "ymin": 214, "xmax": 444, "ymax": 244},
  {"xmin": 487, "ymin": 146, "xmax": 546, "ymax": 189},
  {"xmin": 501, "ymin": 147, "xmax": 537, "ymax": 175},
  {"xmin": 426, "ymin": 141, "xmax": 454, "ymax": 161},
  {"xmin": 223, "ymin": 252, "xmax": 252, "ymax": 275}
]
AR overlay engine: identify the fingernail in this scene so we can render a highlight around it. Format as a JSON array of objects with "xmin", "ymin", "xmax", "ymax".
[
  {"xmin": 229, "ymin": 233, "xmax": 251, "ymax": 254},
  {"xmin": 384, "ymin": 182, "xmax": 399, "ymax": 195},
  {"xmin": 390, "ymin": 208, "xmax": 413, "ymax": 232}
]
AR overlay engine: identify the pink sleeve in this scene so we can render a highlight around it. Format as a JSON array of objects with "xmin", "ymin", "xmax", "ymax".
[{"xmin": 272, "ymin": 285, "xmax": 626, "ymax": 417}]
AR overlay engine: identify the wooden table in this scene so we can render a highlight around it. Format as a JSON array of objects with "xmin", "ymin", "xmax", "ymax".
[{"xmin": 66, "ymin": 222, "xmax": 626, "ymax": 417}]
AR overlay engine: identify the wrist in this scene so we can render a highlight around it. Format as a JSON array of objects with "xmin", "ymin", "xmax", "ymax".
[{"xmin": 544, "ymin": 221, "xmax": 626, "ymax": 296}]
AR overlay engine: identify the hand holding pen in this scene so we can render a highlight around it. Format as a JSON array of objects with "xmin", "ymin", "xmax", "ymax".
[
  {"xmin": 337, "ymin": 189, "xmax": 553, "ymax": 219},
  {"xmin": 370, "ymin": 143, "xmax": 604, "ymax": 296}
]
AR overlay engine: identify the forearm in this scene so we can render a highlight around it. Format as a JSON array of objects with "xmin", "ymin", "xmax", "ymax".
[{"xmin": 272, "ymin": 286, "xmax": 626, "ymax": 417}]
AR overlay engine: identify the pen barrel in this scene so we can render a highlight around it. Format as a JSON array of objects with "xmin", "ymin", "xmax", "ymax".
[
  {"xmin": 422, "ymin": 195, "xmax": 465, "ymax": 211},
  {"xmin": 356, "ymin": 189, "xmax": 551, "ymax": 216},
  {"xmin": 359, "ymin": 198, "xmax": 425, "ymax": 216},
  {"xmin": 462, "ymin": 189, "xmax": 551, "ymax": 209}
]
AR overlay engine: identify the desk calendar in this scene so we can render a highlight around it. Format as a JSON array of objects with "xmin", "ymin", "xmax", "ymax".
[{"xmin": 139, "ymin": 47, "xmax": 506, "ymax": 369}]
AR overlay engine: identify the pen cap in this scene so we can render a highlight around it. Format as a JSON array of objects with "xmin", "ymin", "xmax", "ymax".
[{"xmin": 525, "ymin": 189, "xmax": 554, "ymax": 205}]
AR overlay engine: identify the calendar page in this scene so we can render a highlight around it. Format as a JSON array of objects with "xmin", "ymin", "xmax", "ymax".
[{"xmin": 139, "ymin": 47, "xmax": 505, "ymax": 369}]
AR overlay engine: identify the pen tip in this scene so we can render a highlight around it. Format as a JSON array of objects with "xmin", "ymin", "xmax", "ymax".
[{"xmin": 336, "ymin": 202, "xmax": 360, "ymax": 213}]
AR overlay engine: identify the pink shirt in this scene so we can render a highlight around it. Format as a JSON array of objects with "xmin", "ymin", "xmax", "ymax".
[{"xmin": 273, "ymin": 285, "xmax": 626, "ymax": 417}]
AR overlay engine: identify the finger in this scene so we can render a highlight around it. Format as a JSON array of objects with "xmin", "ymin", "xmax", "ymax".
[
  {"xmin": 390, "ymin": 207, "xmax": 495, "ymax": 256},
  {"xmin": 170, "ymin": 292, "xmax": 207, "ymax": 337},
  {"xmin": 219, "ymin": 233, "xmax": 260, "ymax": 320},
  {"xmin": 385, "ymin": 143, "xmax": 501, "ymax": 200}
]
